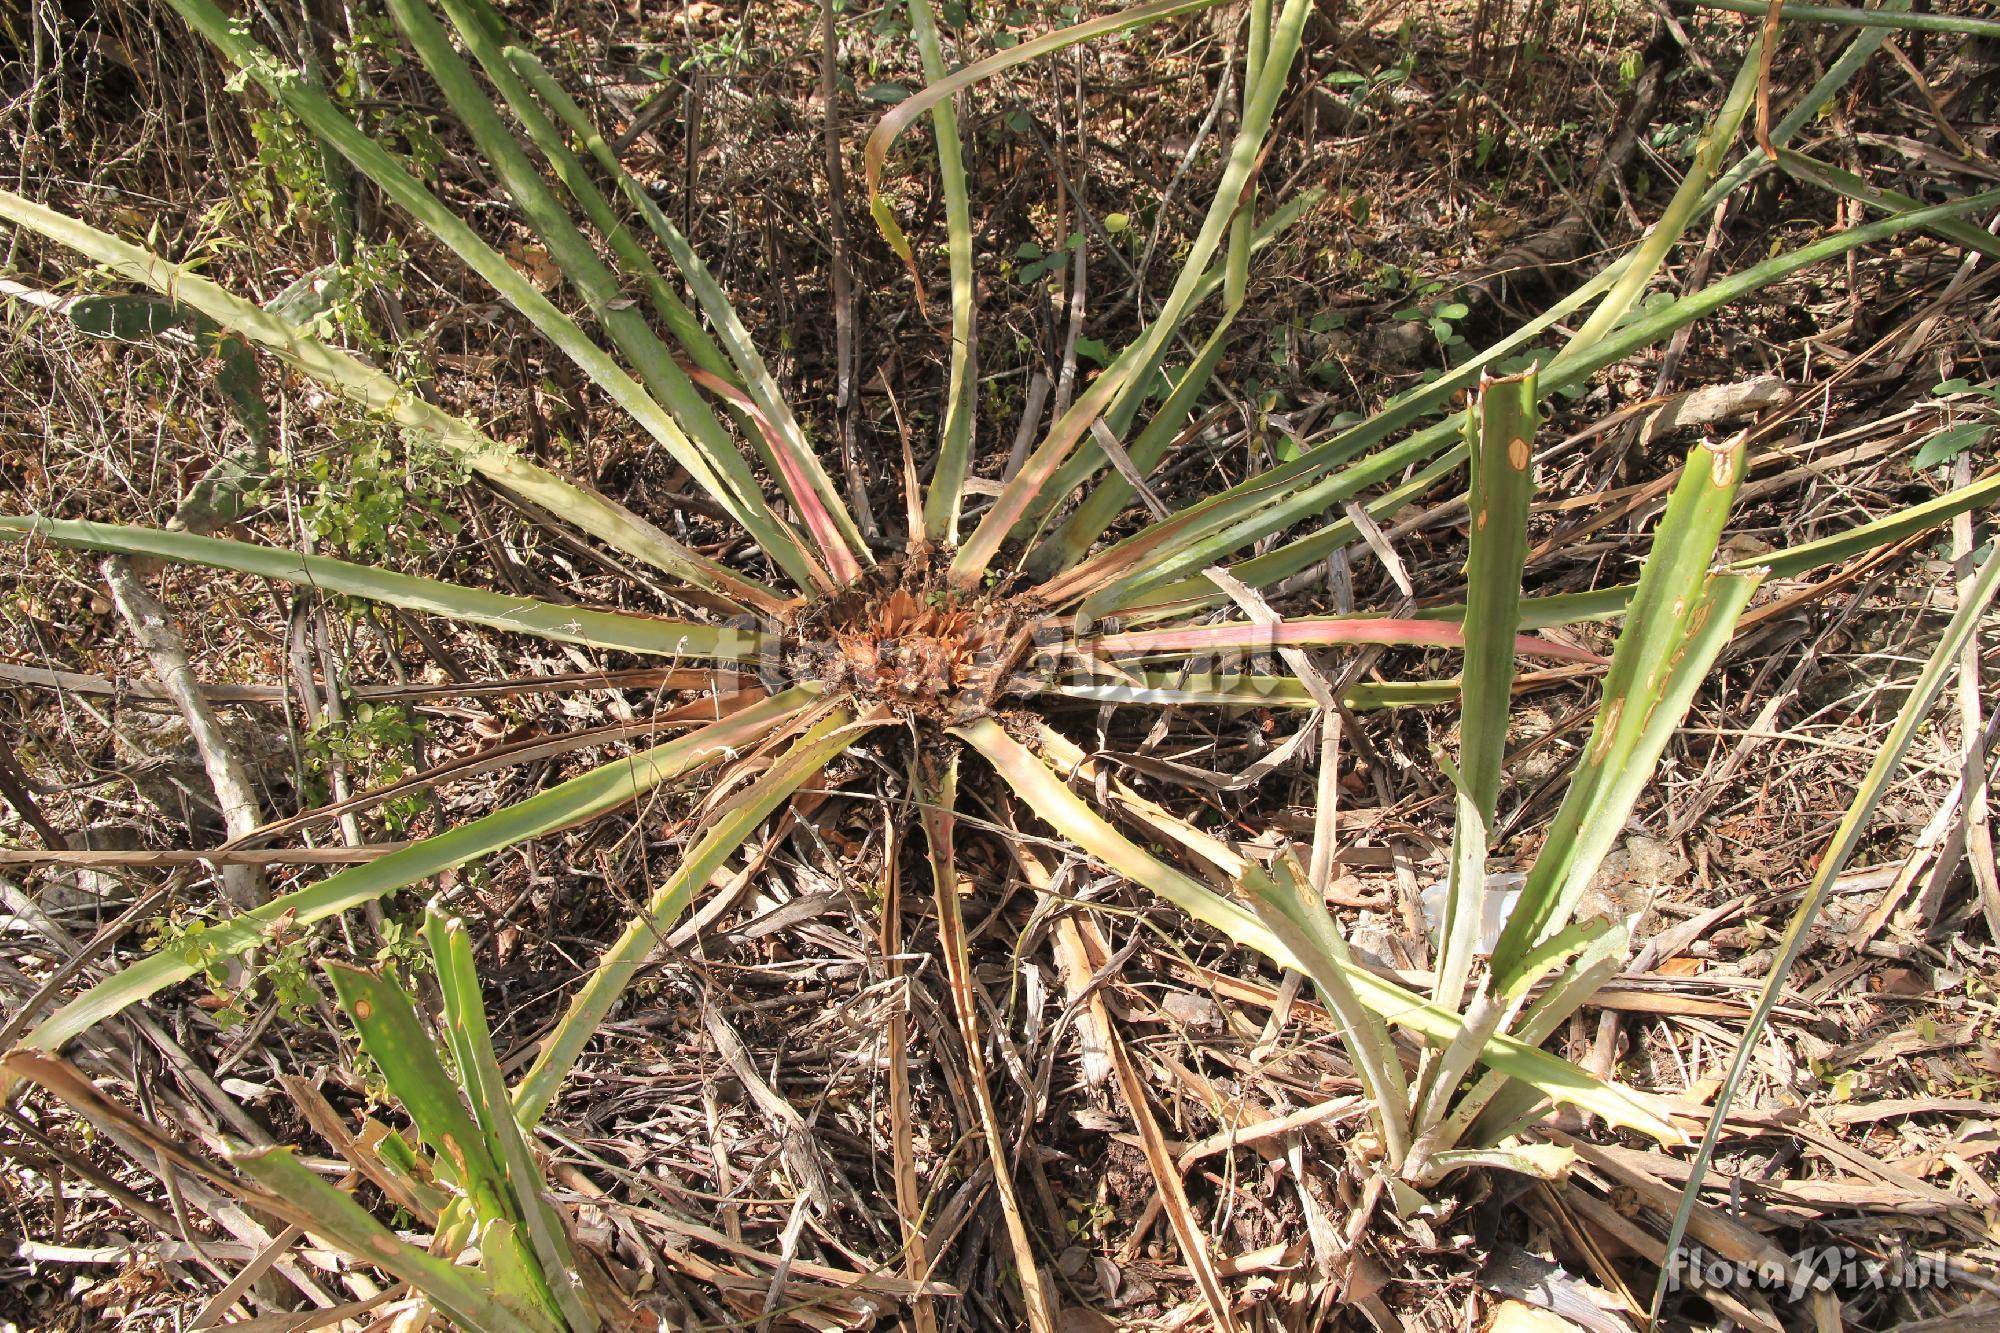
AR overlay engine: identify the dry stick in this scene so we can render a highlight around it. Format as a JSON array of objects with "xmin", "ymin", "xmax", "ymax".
[
  {"xmin": 0, "ymin": 1105, "xmax": 179, "ymax": 1236},
  {"xmin": 877, "ymin": 815, "xmax": 939, "ymax": 1333},
  {"xmin": 755, "ymin": 1197, "xmax": 813, "ymax": 1333},
  {"xmin": 701, "ymin": 1001, "xmax": 841, "ymax": 1220},
  {"xmin": 1472, "ymin": 48, "xmax": 1662, "ymax": 314},
  {"xmin": 923, "ymin": 778, "xmax": 1056, "ymax": 1333},
  {"xmin": 1652, "ymin": 198, "xmax": 1732, "ymax": 395},
  {"xmin": 1669, "ymin": 573, "xmax": 1884, "ymax": 841},
  {"xmin": 1879, "ymin": 37, "xmax": 1979, "ymax": 163},
  {"xmin": 189, "ymin": 1220, "xmax": 310, "ymax": 1328},
  {"xmin": 154, "ymin": 1103, "xmax": 260, "ymax": 1307},
  {"xmin": 1734, "ymin": 532, "xmax": 1938, "ymax": 641},
  {"xmin": 0, "ymin": 659, "xmax": 729, "ymax": 706},
  {"xmin": 879, "ymin": 366, "xmax": 926, "ymax": 545},
  {"xmin": 5, "ymin": 1051, "xmax": 336, "ymax": 1314},
  {"xmin": 1068, "ymin": 910, "xmax": 1240, "ymax": 1333},
  {"xmin": 1089, "ymin": 419, "xmax": 1171, "ymax": 520},
  {"xmin": 1830, "ymin": 92, "xmax": 1866, "ymax": 318},
  {"xmin": 205, "ymin": 1287, "xmax": 399, "ymax": 1332},
  {"xmin": 1001, "ymin": 372, "xmax": 1054, "ymax": 483},
  {"xmin": 1881, "ymin": 236, "xmax": 2000, "ymax": 373},
  {"xmin": 1559, "ymin": 1186, "xmax": 1781, "ymax": 1331},
  {"xmin": 820, "ymin": 0, "xmax": 879, "ymax": 545},
  {"xmin": 1950, "ymin": 452, "xmax": 2000, "ymax": 937},
  {"xmin": 100, "ymin": 557, "xmax": 264, "ymax": 908},
  {"xmin": 1175, "ymin": 1094, "xmax": 1366, "ymax": 1173},
  {"xmin": 1891, "ymin": 756, "xmax": 1990, "ymax": 936},
  {"xmin": 1841, "ymin": 712, "xmax": 2000, "ymax": 943},
  {"xmin": 1526, "ymin": 1181, "xmax": 1647, "ymax": 1322},
  {"xmin": 302, "ymin": 596, "xmax": 365, "ymax": 859},
  {"xmin": 1047, "ymin": 913, "xmax": 1116, "ymax": 1088},
  {"xmin": 0, "ymin": 847, "xmax": 403, "ymax": 867},
  {"xmin": 698, "ymin": 1076, "xmax": 741, "ymax": 1248},
  {"xmin": 0, "ymin": 736, "xmax": 65, "ymax": 849},
  {"xmin": 0, "ymin": 910, "xmax": 322, "ymax": 1318},
  {"xmin": 1134, "ymin": 25, "xmax": 1235, "ymax": 296},
  {"xmin": 287, "ymin": 593, "xmax": 383, "ymax": 939},
  {"xmin": 282, "ymin": 1074, "xmax": 438, "ymax": 1223},
  {"xmin": 390, "ymin": 605, "xmax": 473, "ymax": 685},
  {"xmin": 1050, "ymin": 140, "xmax": 1088, "ymax": 424}
]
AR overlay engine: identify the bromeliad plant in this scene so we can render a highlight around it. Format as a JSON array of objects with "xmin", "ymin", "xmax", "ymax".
[
  {"xmin": 5, "ymin": 911, "xmax": 618, "ymax": 1333},
  {"xmin": 1240, "ymin": 373, "xmax": 1758, "ymax": 1192},
  {"xmin": 6, "ymin": 0, "xmax": 2000, "ymax": 1326}
]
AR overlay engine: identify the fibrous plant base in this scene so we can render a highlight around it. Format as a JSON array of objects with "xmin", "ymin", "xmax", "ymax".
[{"xmin": 781, "ymin": 548, "xmax": 1045, "ymax": 723}]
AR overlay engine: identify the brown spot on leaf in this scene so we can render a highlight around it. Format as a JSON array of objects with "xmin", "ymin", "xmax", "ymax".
[
  {"xmin": 1707, "ymin": 442, "xmax": 1737, "ymax": 487},
  {"xmin": 1592, "ymin": 699, "xmax": 1624, "ymax": 761}
]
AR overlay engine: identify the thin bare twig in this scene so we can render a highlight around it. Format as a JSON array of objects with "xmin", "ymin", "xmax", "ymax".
[{"xmin": 100, "ymin": 557, "xmax": 265, "ymax": 907}]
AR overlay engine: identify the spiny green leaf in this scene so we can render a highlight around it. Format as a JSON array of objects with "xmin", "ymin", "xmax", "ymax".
[
  {"xmin": 425, "ymin": 912, "xmax": 597, "ymax": 1329},
  {"xmin": 906, "ymin": 0, "xmax": 978, "ymax": 545},
  {"xmin": 0, "ymin": 517, "xmax": 765, "ymax": 661},
  {"xmin": 471, "ymin": 25, "xmax": 868, "ymax": 582},
  {"xmin": 157, "ymin": 0, "xmax": 814, "ymax": 588},
  {"xmin": 230, "ymin": 1145, "xmax": 560, "ymax": 1333},
  {"xmin": 1048, "ymin": 2, "xmax": 1904, "ymax": 604},
  {"xmin": 1239, "ymin": 850, "xmax": 1412, "ymax": 1168},
  {"xmin": 1432, "ymin": 369, "xmax": 1537, "ymax": 1015},
  {"xmin": 10, "ymin": 691, "xmax": 815, "ymax": 1065},
  {"xmin": 950, "ymin": 0, "xmax": 1314, "ymax": 585},
  {"xmin": 323, "ymin": 962, "xmax": 513, "ymax": 1219},
  {"xmin": 0, "ymin": 186, "xmax": 778, "ymax": 610},
  {"xmin": 1043, "ymin": 673, "xmax": 1453, "ymax": 710},
  {"xmin": 438, "ymin": 0, "xmax": 732, "ymax": 382},
  {"xmin": 1688, "ymin": 0, "xmax": 2000, "ymax": 38},
  {"xmin": 1058, "ymin": 122, "xmax": 2000, "ymax": 617},
  {"xmin": 956, "ymin": 717, "xmax": 1682, "ymax": 1143},
  {"xmin": 512, "ymin": 707, "xmax": 881, "ymax": 1127},
  {"xmin": 1491, "ymin": 436, "xmax": 1759, "ymax": 977}
]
